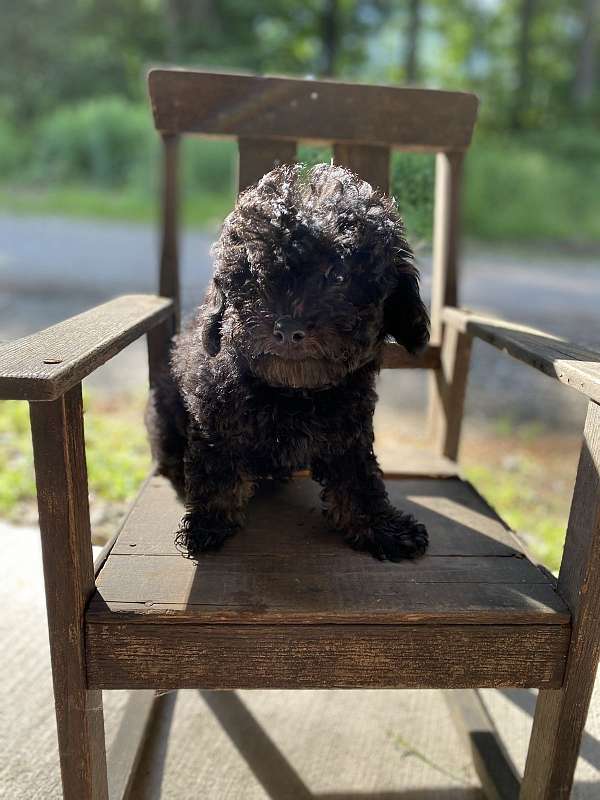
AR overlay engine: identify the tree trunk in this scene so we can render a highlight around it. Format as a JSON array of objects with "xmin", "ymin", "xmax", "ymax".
[
  {"xmin": 164, "ymin": 0, "xmax": 182, "ymax": 61},
  {"xmin": 405, "ymin": 0, "xmax": 422, "ymax": 84},
  {"xmin": 574, "ymin": 0, "xmax": 600, "ymax": 109},
  {"xmin": 321, "ymin": 0, "xmax": 340, "ymax": 76},
  {"xmin": 512, "ymin": 0, "xmax": 537, "ymax": 130}
]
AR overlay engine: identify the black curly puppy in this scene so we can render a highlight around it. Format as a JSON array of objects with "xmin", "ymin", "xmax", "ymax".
[{"xmin": 147, "ymin": 163, "xmax": 430, "ymax": 561}]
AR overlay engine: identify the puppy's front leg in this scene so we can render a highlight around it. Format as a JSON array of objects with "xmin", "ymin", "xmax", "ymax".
[
  {"xmin": 176, "ymin": 426, "xmax": 254, "ymax": 559},
  {"xmin": 312, "ymin": 446, "xmax": 428, "ymax": 561}
]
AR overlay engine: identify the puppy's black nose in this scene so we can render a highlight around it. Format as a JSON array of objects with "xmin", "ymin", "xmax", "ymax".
[{"xmin": 273, "ymin": 316, "xmax": 306, "ymax": 344}]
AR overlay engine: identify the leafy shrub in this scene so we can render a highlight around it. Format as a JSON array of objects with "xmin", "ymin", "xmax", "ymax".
[
  {"xmin": 0, "ymin": 119, "xmax": 28, "ymax": 179},
  {"xmin": 33, "ymin": 97, "xmax": 155, "ymax": 186},
  {"xmin": 464, "ymin": 132, "xmax": 600, "ymax": 242},
  {"xmin": 391, "ymin": 152, "xmax": 435, "ymax": 242},
  {"xmin": 181, "ymin": 138, "xmax": 237, "ymax": 195}
]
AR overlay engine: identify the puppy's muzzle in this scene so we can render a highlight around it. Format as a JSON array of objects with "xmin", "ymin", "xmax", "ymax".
[{"xmin": 273, "ymin": 316, "xmax": 306, "ymax": 345}]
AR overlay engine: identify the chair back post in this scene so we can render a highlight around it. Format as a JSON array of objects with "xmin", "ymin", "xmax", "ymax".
[
  {"xmin": 427, "ymin": 150, "xmax": 472, "ymax": 460},
  {"xmin": 333, "ymin": 143, "xmax": 390, "ymax": 193},
  {"xmin": 237, "ymin": 137, "xmax": 297, "ymax": 194},
  {"xmin": 159, "ymin": 132, "xmax": 180, "ymax": 329}
]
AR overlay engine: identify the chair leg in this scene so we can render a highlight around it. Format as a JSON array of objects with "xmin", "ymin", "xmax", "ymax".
[
  {"xmin": 521, "ymin": 400, "xmax": 600, "ymax": 799},
  {"xmin": 30, "ymin": 388, "xmax": 109, "ymax": 799},
  {"xmin": 520, "ymin": 679, "xmax": 596, "ymax": 800},
  {"xmin": 52, "ymin": 687, "xmax": 109, "ymax": 800}
]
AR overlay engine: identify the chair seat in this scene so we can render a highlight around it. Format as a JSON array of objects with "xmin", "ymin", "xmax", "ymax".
[{"xmin": 86, "ymin": 466, "xmax": 570, "ymax": 692}]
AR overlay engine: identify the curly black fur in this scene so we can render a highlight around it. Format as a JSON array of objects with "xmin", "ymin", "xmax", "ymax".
[{"xmin": 147, "ymin": 163, "xmax": 430, "ymax": 561}]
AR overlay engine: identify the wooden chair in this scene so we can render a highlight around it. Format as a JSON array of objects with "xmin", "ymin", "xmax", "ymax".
[{"xmin": 1, "ymin": 69, "xmax": 599, "ymax": 800}]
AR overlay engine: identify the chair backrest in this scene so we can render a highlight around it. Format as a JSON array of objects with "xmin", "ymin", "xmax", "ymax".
[{"xmin": 147, "ymin": 68, "xmax": 478, "ymax": 352}]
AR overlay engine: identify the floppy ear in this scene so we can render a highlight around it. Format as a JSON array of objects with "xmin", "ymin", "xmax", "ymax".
[
  {"xmin": 200, "ymin": 280, "xmax": 226, "ymax": 356},
  {"xmin": 383, "ymin": 271, "xmax": 430, "ymax": 355}
]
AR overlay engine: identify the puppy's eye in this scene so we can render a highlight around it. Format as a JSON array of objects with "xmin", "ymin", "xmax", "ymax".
[{"xmin": 325, "ymin": 267, "xmax": 346, "ymax": 284}]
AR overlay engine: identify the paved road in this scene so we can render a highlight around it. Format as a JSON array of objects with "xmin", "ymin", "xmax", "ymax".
[{"xmin": 1, "ymin": 214, "xmax": 599, "ymax": 426}]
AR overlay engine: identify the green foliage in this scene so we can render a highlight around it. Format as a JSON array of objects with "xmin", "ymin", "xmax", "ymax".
[
  {"xmin": 33, "ymin": 97, "xmax": 155, "ymax": 186},
  {"xmin": 0, "ymin": 401, "xmax": 35, "ymax": 519},
  {"xmin": 391, "ymin": 152, "xmax": 435, "ymax": 243},
  {"xmin": 181, "ymin": 138, "xmax": 237, "ymax": 196},
  {"xmin": 0, "ymin": 120, "xmax": 28, "ymax": 179},
  {"xmin": 0, "ymin": 394, "xmax": 151, "ymax": 523},
  {"xmin": 464, "ymin": 130, "xmax": 600, "ymax": 242},
  {"xmin": 465, "ymin": 461, "xmax": 565, "ymax": 571},
  {"xmin": 83, "ymin": 395, "xmax": 151, "ymax": 502}
]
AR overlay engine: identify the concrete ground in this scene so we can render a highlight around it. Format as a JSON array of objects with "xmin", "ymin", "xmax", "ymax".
[{"xmin": 2, "ymin": 521, "xmax": 599, "ymax": 799}]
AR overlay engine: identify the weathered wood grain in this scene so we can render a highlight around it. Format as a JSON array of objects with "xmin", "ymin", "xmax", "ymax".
[
  {"xmin": 521, "ymin": 400, "xmax": 600, "ymax": 799},
  {"xmin": 443, "ymin": 306, "xmax": 600, "ymax": 405},
  {"xmin": 86, "ymin": 622, "xmax": 568, "ymax": 691},
  {"xmin": 430, "ymin": 153, "xmax": 464, "ymax": 342},
  {"xmin": 427, "ymin": 152, "xmax": 467, "ymax": 456},
  {"xmin": 30, "ymin": 386, "xmax": 108, "ymax": 799},
  {"xmin": 159, "ymin": 134, "xmax": 180, "ymax": 326},
  {"xmin": 148, "ymin": 69, "xmax": 479, "ymax": 151},
  {"xmin": 238, "ymin": 137, "xmax": 297, "ymax": 193},
  {"xmin": 333, "ymin": 143, "xmax": 390, "ymax": 192},
  {"xmin": 0, "ymin": 294, "xmax": 173, "ymax": 401},
  {"xmin": 87, "ymin": 474, "xmax": 569, "ymax": 626},
  {"xmin": 445, "ymin": 690, "xmax": 520, "ymax": 800},
  {"xmin": 430, "ymin": 325, "xmax": 472, "ymax": 460},
  {"xmin": 381, "ymin": 342, "xmax": 441, "ymax": 369}
]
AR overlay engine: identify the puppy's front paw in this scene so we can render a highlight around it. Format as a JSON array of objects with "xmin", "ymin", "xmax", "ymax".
[
  {"xmin": 345, "ymin": 509, "xmax": 428, "ymax": 562},
  {"xmin": 175, "ymin": 511, "xmax": 237, "ymax": 560}
]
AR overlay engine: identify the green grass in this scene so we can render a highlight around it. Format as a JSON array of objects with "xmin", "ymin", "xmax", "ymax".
[
  {"xmin": 0, "ymin": 394, "xmax": 151, "ymax": 525},
  {"xmin": 0, "ymin": 184, "xmax": 233, "ymax": 228}
]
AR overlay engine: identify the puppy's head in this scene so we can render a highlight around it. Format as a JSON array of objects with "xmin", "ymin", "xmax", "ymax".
[{"xmin": 202, "ymin": 163, "xmax": 429, "ymax": 389}]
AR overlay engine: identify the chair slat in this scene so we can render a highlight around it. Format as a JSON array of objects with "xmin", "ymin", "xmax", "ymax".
[
  {"xmin": 237, "ymin": 137, "xmax": 297, "ymax": 193},
  {"xmin": 149, "ymin": 70, "xmax": 479, "ymax": 152},
  {"xmin": 333, "ymin": 143, "xmax": 390, "ymax": 193},
  {"xmin": 159, "ymin": 134, "xmax": 180, "ymax": 325}
]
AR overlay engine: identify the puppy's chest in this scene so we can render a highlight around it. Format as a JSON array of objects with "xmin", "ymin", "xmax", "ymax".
[{"xmin": 242, "ymin": 390, "xmax": 346, "ymax": 460}]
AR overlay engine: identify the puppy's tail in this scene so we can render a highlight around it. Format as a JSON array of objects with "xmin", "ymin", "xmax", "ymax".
[{"xmin": 145, "ymin": 373, "xmax": 188, "ymax": 499}]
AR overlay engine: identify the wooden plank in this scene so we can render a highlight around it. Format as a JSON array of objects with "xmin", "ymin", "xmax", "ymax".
[
  {"xmin": 430, "ymin": 325, "xmax": 472, "ymax": 460},
  {"xmin": 443, "ymin": 306, "xmax": 600, "ymax": 405},
  {"xmin": 106, "ymin": 691, "xmax": 156, "ymax": 800},
  {"xmin": 30, "ymin": 386, "xmax": 108, "ymax": 800},
  {"xmin": 86, "ymin": 622, "xmax": 568, "ymax": 690},
  {"xmin": 88, "ymin": 475, "xmax": 569, "ymax": 626},
  {"xmin": 430, "ymin": 153, "xmax": 464, "ymax": 342},
  {"xmin": 107, "ymin": 475, "xmax": 524, "ymax": 558},
  {"xmin": 381, "ymin": 342, "xmax": 440, "ymax": 369},
  {"xmin": 445, "ymin": 690, "xmax": 520, "ymax": 800},
  {"xmin": 238, "ymin": 137, "xmax": 297, "ymax": 193},
  {"xmin": 0, "ymin": 295, "xmax": 173, "ymax": 401},
  {"xmin": 333, "ymin": 143, "xmax": 390, "ymax": 192},
  {"xmin": 148, "ymin": 69, "xmax": 479, "ymax": 152},
  {"xmin": 521, "ymin": 400, "xmax": 600, "ymax": 799},
  {"xmin": 159, "ymin": 134, "xmax": 180, "ymax": 327},
  {"xmin": 427, "ymin": 152, "xmax": 466, "ymax": 455},
  {"xmin": 88, "ymin": 583, "xmax": 568, "ymax": 627},
  {"xmin": 89, "ymin": 554, "xmax": 565, "ymax": 626}
]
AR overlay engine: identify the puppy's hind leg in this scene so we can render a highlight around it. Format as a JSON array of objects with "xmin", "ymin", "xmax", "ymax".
[
  {"xmin": 177, "ymin": 426, "xmax": 254, "ymax": 559},
  {"xmin": 312, "ymin": 445, "xmax": 428, "ymax": 562}
]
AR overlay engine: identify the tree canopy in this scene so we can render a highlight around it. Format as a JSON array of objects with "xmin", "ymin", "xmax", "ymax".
[{"xmin": 1, "ymin": 0, "xmax": 598, "ymax": 131}]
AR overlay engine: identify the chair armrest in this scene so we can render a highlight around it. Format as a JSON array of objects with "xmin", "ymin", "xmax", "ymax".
[
  {"xmin": 0, "ymin": 294, "xmax": 174, "ymax": 401},
  {"xmin": 442, "ymin": 306, "xmax": 600, "ymax": 404}
]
